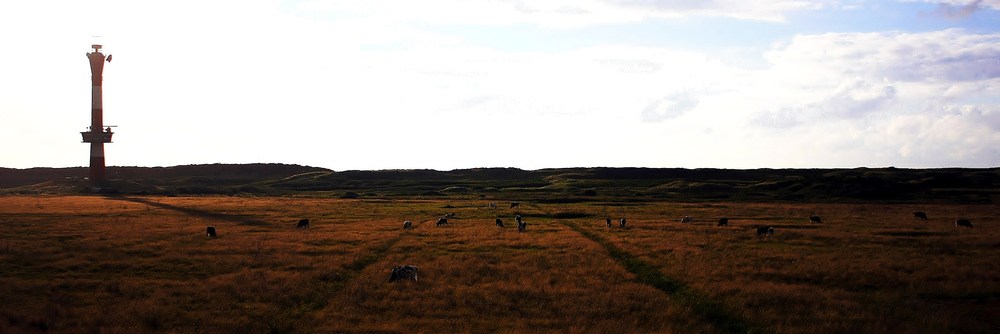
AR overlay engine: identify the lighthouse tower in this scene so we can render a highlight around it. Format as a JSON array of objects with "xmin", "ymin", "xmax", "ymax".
[{"xmin": 80, "ymin": 44, "xmax": 113, "ymax": 186}]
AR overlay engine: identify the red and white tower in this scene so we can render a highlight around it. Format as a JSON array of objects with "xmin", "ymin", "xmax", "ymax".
[{"xmin": 80, "ymin": 44, "xmax": 113, "ymax": 185}]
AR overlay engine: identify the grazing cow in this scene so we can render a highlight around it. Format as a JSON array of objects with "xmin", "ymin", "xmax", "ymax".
[
  {"xmin": 913, "ymin": 211, "xmax": 929, "ymax": 220},
  {"xmin": 297, "ymin": 218, "xmax": 310, "ymax": 229},
  {"xmin": 619, "ymin": 218, "xmax": 627, "ymax": 229},
  {"xmin": 515, "ymin": 214, "xmax": 523, "ymax": 223},
  {"xmin": 718, "ymin": 217, "xmax": 729, "ymax": 226},
  {"xmin": 488, "ymin": 202, "xmax": 497, "ymax": 209},
  {"xmin": 436, "ymin": 217, "xmax": 448, "ymax": 226},
  {"xmin": 756, "ymin": 226, "xmax": 774, "ymax": 237},
  {"xmin": 206, "ymin": 226, "xmax": 217, "ymax": 238},
  {"xmin": 517, "ymin": 220, "xmax": 527, "ymax": 232},
  {"xmin": 495, "ymin": 218, "xmax": 504, "ymax": 228},
  {"xmin": 680, "ymin": 216, "xmax": 694, "ymax": 224},
  {"xmin": 955, "ymin": 218, "xmax": 973, "ymax": 228},
  {"xmin": 510, "ymin": 202, "xmax": 520, "ymax": 209},
  {"xmin": 389, "ymin": 265, "xmax": 419, "ymax": 282},
  {"xmin": 606, "ymin": 218, "xmax": 613, "ymax": 228},
  {"xmin": 809, "ymin": 215, "xmax": 822, "ymax": 224},
  {"xmin": 403, "ymin": 220, "xmax": 413, "ymax": 229}
]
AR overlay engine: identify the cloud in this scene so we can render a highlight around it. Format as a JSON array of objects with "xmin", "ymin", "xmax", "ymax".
[
  {"xmin": 751, "ymin": 81, "xmax": 896, "ymax": 128},
  {"xmin": 641, "ymin": 93, "xmax": 700, "ymax": 122},
  {"xmin": 741, "ymin": 29, "xmax": 1000, "ymax": 166},
  {"xmin": 820, "ymin": 80, "xmax": 898, "ymax": 118},
  {"xmin": 608, "ymin": 0, "xmax": 828, "ymax": 21},
  {"xmin": 765, "ymin": 29, "xmax": 1000, "ymax": 83},
  {"xmin": 933, "ymin": 0, "xmax": 987, "ymax": 19},
  {"xmin": 903, "ymin": 0, "xmax": 1000, "ymax": 18},
  {"xmin": 884, "ymin": 105, "xmax": 1000, "ymax": 165},
  {"xmin": 287, "ymin": 0, "xmax": 833, "ymax": 27}
]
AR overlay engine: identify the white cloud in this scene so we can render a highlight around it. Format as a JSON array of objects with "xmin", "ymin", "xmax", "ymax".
[
  {"xmin": 903, "ymin": 0, "xmax": 1000, "ymax": 19},
  {"xmin": 742, "ymin": 29, "xmax": 1000, "ymax": 167},
  {"xmin": 287, "ymin": 0, "xmax": 833, "ymax": 28}
]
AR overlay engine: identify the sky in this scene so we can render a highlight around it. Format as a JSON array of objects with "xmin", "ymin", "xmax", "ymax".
[{"xmin": 1, "ymin": 0, "xmax": 999, "ymax": 171}]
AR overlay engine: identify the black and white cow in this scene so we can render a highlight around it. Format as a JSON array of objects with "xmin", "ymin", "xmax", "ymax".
[
  {"xmin": 495, "ymin": 218, "xmax": 504, "ymax": 228},
  {"xmin": 606, "ymin": 218, "xmax": 613, "ymax": 228},
  {"xmin": 436, "ymin": 217, "xmax": 448, "ymax": 226},
  {"xmin": 297, "ymin": 218, "xmax": 310, "ymax": 228},
  {"xmin": 809, "ymin": 215, "xmax": 822, "ymax": 224},
  {"xmin": 389, "ymin": 265, "xmax": 419, "ymax": 282},
  {"xmin": 206, "ymin": 226, "xmax": 217, "ymax": 238},
  {"xmin": 619, "ymin": 218, "xmax": 627, "ymax": 229},
  {"xmin": 403, "ymin": 220, "xmax": 413, "ymax": 229},
  {"xmin": 756, "ymin": 226, "xmax": 774, "ymax": 237},
  {"xmin": 680, "ymin": 216, "xmax": 694, "ymax": 224},
  {"xmin": 718, "ymin": 217, "xmax": 729, "ymax": 226},
  {"xmin": 517, "ymin": 220, "xmax": 527, "ymax": 232},
  {"xmin": 913, "ymin": 211, "xmax": 929, "ymax": 220},
  {"xmin": 510, "ymin": 202, "xmax": 520, "ymax": 209},
  {"xmin": 955, "ymin": 218, "xmax": 973, "ymax": 228}
]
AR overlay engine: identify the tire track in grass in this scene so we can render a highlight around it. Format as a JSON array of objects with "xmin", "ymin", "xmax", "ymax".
[
  {"xmin": 105, "ymin": 196, "xmax": 414, "ymax": 333},
  {"xmin": 273, "ymin": 218, "xmax": 440, "ymax": 332},
  {"xmin": 268, "ymin": 220, "xmax": 430, "ymax": 333},
  {"xmin": 563, "ymin": 222, "xmax": 766, "ymax": 334}
]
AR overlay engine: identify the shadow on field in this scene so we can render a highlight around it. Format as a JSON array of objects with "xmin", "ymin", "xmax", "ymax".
[{"xmin": 103, "ymin": 195, "xmax": 270, "ymax": 226}]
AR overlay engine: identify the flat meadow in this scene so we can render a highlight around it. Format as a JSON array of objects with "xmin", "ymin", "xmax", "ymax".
[{"xmin": 0, "ymin": 195, "xmax": 996, "ymax": 333}]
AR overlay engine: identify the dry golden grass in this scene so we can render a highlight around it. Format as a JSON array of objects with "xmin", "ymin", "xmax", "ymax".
[
  {"xmin": 0, "ymin": 196, "xmax": 997, "ymax": 333},
  {"xmin": 567, "ymin": 201, "xmax": 1000, "ymax": 334}
]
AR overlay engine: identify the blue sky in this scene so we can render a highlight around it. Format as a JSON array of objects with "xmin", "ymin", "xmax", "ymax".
[{"xmin": 1, "ymin": 0, "xmax": 998, "ymax": 170}]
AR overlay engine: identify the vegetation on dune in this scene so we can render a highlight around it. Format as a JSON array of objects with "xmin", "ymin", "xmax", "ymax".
[{"xmin": 2, "ymin": 164, "xmax": 999, "ymax": 203}]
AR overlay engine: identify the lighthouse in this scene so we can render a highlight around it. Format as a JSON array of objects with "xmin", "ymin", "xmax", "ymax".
[{"xmin": 80, "ymin": 44, "xmax": 113, "ymax": 186}]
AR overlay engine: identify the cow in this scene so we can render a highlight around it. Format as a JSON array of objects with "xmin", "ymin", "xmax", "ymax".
[
  {"xmin": 517, "ymin": 221, "xmax": 527, "ymax": 232},
  {"xmin": 389, "ymin": 265, "xmax": 419, "ymax": 282},
  {"xmin": 488, "ymin": 202, "xmax": 497, "ymax": 209},
  {"xmin": 955, "ymin": 218, "xmax": 973, "ymax": 228},
  {"xmin": 619, "ymin": 218, "xmax": 627, "ymax": 229},
  {"xmin": 206, "ymin": 226, "xmax": 217, "ymax": 238},
  {"xmin": 297, "ymin": 218, "xmax": 310, "ymax": 229},
  {"xmin": 913, "ymin": 211, "xmax": 929, "ymax": 220},
  {"xmin": 495, "ymin": 218, "xmax": 504, "ymax": 228},
  {"xmin": 515, "ymin": 214, "xmax": 523, "ymax": 223},
  {"xmin": 680, "ymin": 216, "xmax": 694, "ymax": 224},
  {"xmin": 436, "ymin": 217, "xmax": 448, "ymax": 226},
  {"xmin": 809, "ymin": 215, "xmax": 822, "ymax": 224},
  {"xmin": 756, "ymin": 226, "xmax": 774, "ymax": 236},
  {"xmin": 444, "ymin": 212, "xmax": 456, "ymax": 218},
  {"xmin": 718, "ymin": 217, "xmax": 729, "ymax": 226},
  {"xmin": 403, "ymin": 220, "xmax": 413, "ymax": 229},
  {"xmin": 510, "ymin": 202, "xmax": 520, "ymax": 209},
  {"xmin": 605, "ymin": 218, "xmax": 613, "ymax": 228}
]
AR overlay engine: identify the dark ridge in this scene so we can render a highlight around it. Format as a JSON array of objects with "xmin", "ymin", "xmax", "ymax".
[{"xmin": 2, "ymin": 165, "xmax": 998, "ymax": 203}]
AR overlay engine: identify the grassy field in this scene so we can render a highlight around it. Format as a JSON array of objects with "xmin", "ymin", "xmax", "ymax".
[{"xmin": 0, "ymin": 195, "xmax": 997, "ymax": 333}]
